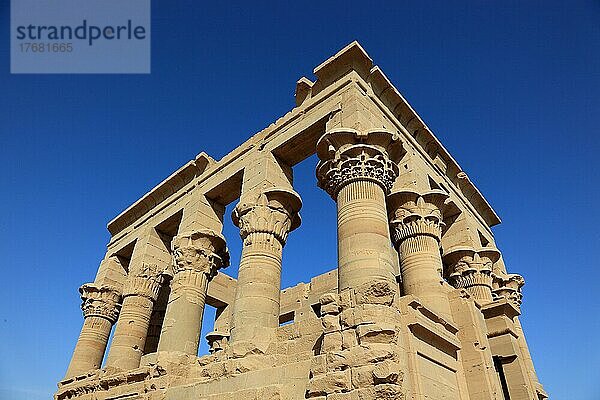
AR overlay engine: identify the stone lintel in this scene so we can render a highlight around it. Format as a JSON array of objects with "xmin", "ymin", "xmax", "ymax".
[{"xmin": 207, "ymin": 272, "xmax": 236, "ymax": 307}]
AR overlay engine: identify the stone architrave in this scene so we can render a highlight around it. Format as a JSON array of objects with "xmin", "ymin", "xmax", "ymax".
[
  {"xmin": 64, "ymin": 284, "xmax": 121, "ymax": 378},
  {"xmin": 316, "ymin": 128, "xmax": 404, "ymax": 291},
  {"xmin": 157, "ymin": 230, "xmax": 229, "ymax": 354},
  {"xmin": 444, "ymin": 248, "xmax": 501, "ymax": 305},
  {"xmin": 388, "ymin": 189, "xmax": 453, "ymax": 320},
  {"xmin": 105, "ymin": 263, "xmax": 165, "ymax": 370},
  {"xmin": 229, "ymin": 187, "xmax": 301, "ymax": 345}
]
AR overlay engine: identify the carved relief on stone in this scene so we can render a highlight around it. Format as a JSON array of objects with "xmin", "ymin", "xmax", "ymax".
[
  {"xmin": 316, "ymin": 128, "xmax": 404, "ymax": 198},
  {"xmin": 123, "ymin": 262, "xmax": 167, "ymax": 301},
  {"xmin": 79, "ymin": 283, "xmax": 121, "ymax": 323},
  {"xmin": 492, "ymin": 273, "xmax": 525, "ymax": 310},
  {"xmin": 171, "ymin": 230, "xmax": 229, "ymax": 281},
  {"xmin": 443, "ymin": 248, "xmax": 501, "ymax": 304},
  {"xmin": 387, "ymin": 190, "xmax": 448, "ymax": 246},
  {"xmin": 232, "ymin": 187, "xmax": 302, "ymax": 246}
]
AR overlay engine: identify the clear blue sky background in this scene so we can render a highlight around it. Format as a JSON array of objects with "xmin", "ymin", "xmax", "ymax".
[{"xmin": 1, "ymin": 1, "xmax": 598, "ymax": 399}]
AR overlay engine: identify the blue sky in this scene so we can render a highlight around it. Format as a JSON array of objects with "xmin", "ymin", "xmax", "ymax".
[{"xmin": 1, "ymin": 1, "xmax": 599, "ymax": 399}]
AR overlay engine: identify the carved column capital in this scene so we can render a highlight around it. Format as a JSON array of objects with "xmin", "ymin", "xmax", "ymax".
[
  {"xmin": 123, "ymin": 263, "xmax": 166, "ymax": 301},
  {"xmin": 443, "ymin": 248, "xmax": 501, "ymax": 303},
  {"xmin": 172, "ymin": 230, "xmax": 229, "ymax": 280},
  {"xmin": 316, "ymin": 128, "xmax": 404, "ymax": 198},
  {"xmin": 232, "ymin": 187, "xmax": 302, "ymax": 246},
  {"xmin": 206, "ymin": 330, "xmax": 229, "ymax": 353},
  {"xmin": 79, "ymin": 283, "xmax": 121, "ymax": 323},
  {"xmin": 493, "ymin": 273, "xmax": 525, "ymax": 310},
  {"xmin": 387, "ymin": 190, "xmax": 449, "ymax": 246}
]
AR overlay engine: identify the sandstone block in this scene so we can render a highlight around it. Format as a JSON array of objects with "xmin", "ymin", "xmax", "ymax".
[
  {"xmin": 338, "ymin": 289, "xmax": 354, "ymax": 310},
  {"xmin": 329, "ymin": 391, "xmax": 358, "ymax": 400},
  {"xmin": 354, "ymin": 281, "xmax": 395, "ymax": 306},
  {"xmin": 321, "ymin": 302, "xmax": 340, "ymax": 315},
  {"xmin": 356, "ymin": 324, "xmax": 397, "ymax": 345},
  {"xmin": 326, "ymin": 351, "xmax": 350, "ymax": 372},
  {"xmin": 322, "ymin": 331, "xmax": 343, "ymax": 352},
  {"xmin": 307, "ymin": 370, "xmax": 351, "ymax": 396},
  {"xmin": 341, "ymin": 329, "xmax": 358, "ymax": 350},
  {"xmin": 351, "ymin": 364, "xmax": 376, "ymax": 388},
  {"xmin": 348, "ymin": 344, "xmax": 396, "ymax": 367},
  {"xmin": 320, "ymin": 293, "xmax": 338, "ymax": 305},
  {"xmin": 311, "ymin": 354, "xmax": 327, "ymax": 375},
  {"xmin": 229, "ymin": 341, "xmax": 267, "ymax": 359},
  {"xmin": 258, "ymin": 385, "xmax": 282, "ymax": 399},
  {"xmin": 340, "ymin": 305, "xmax": 399, "ymax": 329},
  {"xmin": 322, "ymin": 314, "xmax": 342, "ymax": 333},
  {"xmin": 206, "ymin": 361, "xmax": 227, "ymax": 379},
  {"xmin": 340, "ymin": 308, "xmax": 376, "ymax": 329},
  {"xmin": 372, "ymin": 360, "xmax": 402, "ymax": 384},
  {"xmin": 356, "ymin": 383, "xmax": 403, "ymax": 400}
]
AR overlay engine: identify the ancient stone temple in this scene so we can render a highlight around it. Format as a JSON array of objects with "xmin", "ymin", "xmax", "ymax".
[{"xmin": 56, "ymin": 42, "xmax": 547, "ymax": 400}]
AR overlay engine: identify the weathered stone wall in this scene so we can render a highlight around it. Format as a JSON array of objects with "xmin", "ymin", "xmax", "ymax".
[{"xmin": 57, "ymin": 42, "xmax": 547, "ymax": 400}]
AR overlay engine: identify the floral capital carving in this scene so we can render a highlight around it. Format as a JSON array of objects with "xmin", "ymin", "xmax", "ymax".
[
  {"xmin": 171, "ymin": 230, "xmax": 229, "ymax": 280},
  {"xmin": 123, "ymin": 262, "xmax": 167, "ymax": 301},
  {"xmin": 443, "ymin": 248, "xmax": 500, "ymax": 303},
  {"xmin": 232, "ymin": 187, "xmax": 302, "ymax": 246},
  {"xmin": 79, "ymin": 283, "xmax": 121, "ymax": 323},
  {"xmin": 387, "ymin": 190, "xmax": 449, "ymax": 246},
  {"xmin": 316, "ymin": 128, "xmax": 404, "ymax": 198},
  {"xmin": 492, "ymin": 273, "xmax": 525, "ymax": 310},
  {"xmin": 206, "ymin": 330, "xmax": 229, "ymax": 353}
]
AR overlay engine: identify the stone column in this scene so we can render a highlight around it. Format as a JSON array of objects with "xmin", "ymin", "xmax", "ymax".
[
  {"xmin": 492, "ymin": 270, "xmax": 545, "ymax": 395},
  {"xmin": 229, "ymin": 187, "xmax": 301, "ymax": 345},
  {"xmin": 64, "ymin": 284, "xmax": 121, "ymax": 378},
  {"xmin": 444, "ymin": 248, "xmax": 501, "ymax": 305},
  {"xmin": 387, "ymin": 190, "xmax": 453, "ymax": 320},
  {"xmin": 105, "ymin": 263, "xmax": 164, "ymax": 371},
  {"xmin": 483, "ymin": 272, "xmax": 542, "ymax": 399},
  {"xmin": 157, "ymin": 230, "xmax": 229, "ymax": 354},
  {"xmin": 316, "ymin": 128, "xmax": 403, "ymax": 291}
]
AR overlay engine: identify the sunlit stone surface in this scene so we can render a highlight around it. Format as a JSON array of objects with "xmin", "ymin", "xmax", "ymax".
[{"xmin": 57, "ymin": 42, "xmax": 547, "ymax": 400}]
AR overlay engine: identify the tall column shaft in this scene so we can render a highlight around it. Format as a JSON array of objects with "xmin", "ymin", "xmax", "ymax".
[
  {"xmin": 316, "ymin": 128, "xmax": 404, "ymax": 293},
  {"xmin": 490, "ymin": 271, "xmax": 546, "ymax": 397},
  {"xmin": 106, "ymin": 295, "xmax": 153, "ymax": 370},
  {"xmin": 158, "ymin": 230, "xmax": 228, "ymax": 354},
  {"xmin": 64, "ymin": 284, "xmax": 120, "ymax": 378},
  {"xmin": 336, "ymin": 180, "xmax": 396, "ymax": 290},
  {"xmin": 67, "ymin": 317, "xmax": 112, "ymax": 375},
  {"xmin": 232, "ymin": 232, "xmax": 283, "ymax": 341},
  {"xmin": 398, "ymin": 234, "xmax": 449, "ymax": 309},
  {"xmin": 388, "ymin": 190, "xmax": 453, "ymax": 320},
  {"xmin": 105, "ymin": 264, "xmax": 163, "ymax": 370},
  {"xmin": 160, "ymin": 272, "xmax": 208, "ymax": 353},
  {"xmin": 230, "ymin": 187, "xmax": 301, "ymax": 344}
]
